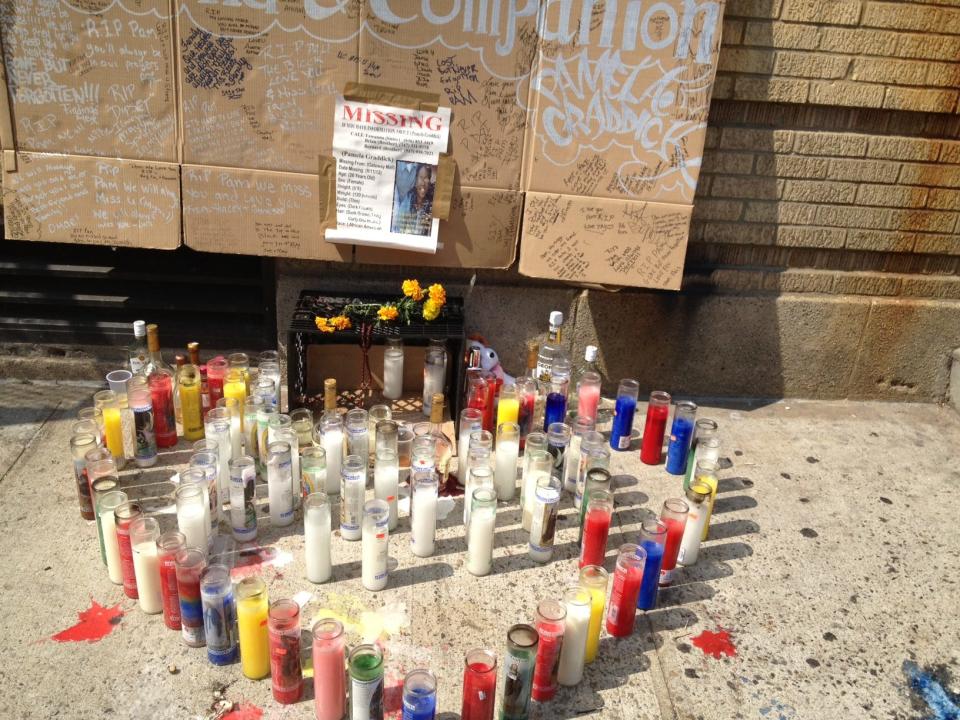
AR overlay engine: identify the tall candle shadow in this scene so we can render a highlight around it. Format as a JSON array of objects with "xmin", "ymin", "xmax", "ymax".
[
  {"xmin": 716, "ymin": 476, "xmax": 755, "ymax": 493},
  {"xmin": 711, "ymin": 494, "xmax": 758, "ymax": 514},
  {"xmin": 705, "ymin": 518, "xmax": 760, "ymax": 541},
  {"xmin": 328, "ymin": 559, "xmax": 454, "ymax": 589}
]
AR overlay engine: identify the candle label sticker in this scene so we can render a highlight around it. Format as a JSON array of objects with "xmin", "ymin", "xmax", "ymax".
[
  {"xmin": 351, "ymin": 676, "xmax": 384, "ymax": 720},
  {"xmin": 231, "ymin": 465, "xmax": 257, "ymax": 540},
  {"xmin": 133, "ymin": 404, "xmax": 156, "ymax": 460},
  {"xmin": 73, "ymin": 459, "xmax": 93, "ymax": 514},
  {"xmin": 529, "ymin": 498, "xmax": 557, "ymax": 554},
  {"xmin": 503, "ymin": 653, "xmax": 535, "ymax": 715},
  {"xmin": 269, "ymin": 630, "xmax": 302, "ymax": 693},
  {"xmin": 202, "ymin": 591, "xmax": 237, "ymax": 662}
]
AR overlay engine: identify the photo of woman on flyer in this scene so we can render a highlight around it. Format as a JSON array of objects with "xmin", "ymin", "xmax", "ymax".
[{"xmin": 390, "ymin": 161, "xmax": 435, "ymax": 237}]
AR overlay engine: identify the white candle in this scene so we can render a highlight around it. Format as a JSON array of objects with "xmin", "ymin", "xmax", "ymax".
[
  {"xmin": 374, "ymin": 460, "xmax": 400, "ymax": 531},
  {"xmin": 101, "ymin": 510, "xmax": 123, "ymax": 584},
  {"xmin": 466, "ymin": 507, "xmax": 495, "ymax": 576},
  {"xmin": 362, "ymin": 501, "xmax": 389, "ymax": 591},
  {"xmin": 528, "ymin": 479, "xmax": 561, "ymax": 563},
  {"xmin": 212, "ymin": 431, "xmax": 232, "ymax": 522},
  {"xmin": 563, "ymin": 433, "xmax": 582, "ymax": 493},
  {"xmin": 522, "ymin": 470, "xmax": 550, "ymax": 531},
  {"xmin": 677, "ymin": 500, "xmax": 709, "ymax": 566},
  {"xmin": 276, "ymin": 428, "xmax": 302, "ymax": 509},
  {"xmin": 383, "ymin": 345, "xmax": 403, "ymax": 400},
  {"xmin": 132, "ymin": 541, "xmax": 163, "ymax": 613},
  {"xmin": 493, "ymin": 439, "xmax": 519, "ymax": 501},
  {"xmin": 410, "ymin": 485, "xmax": 438, "ymax": 557},
  {"xmin": 557, "ymin": 590, "xmax": 591, "ymax": 686},
  {"xmin": 464, "ymin": 465, "xmax": 493, "ymax": 525},
  {"xmin": 268, "ymin": 445, "xmax": 294, "ymax": 527},
  {"xmin": 304, "ymin": 497, "xmax": 332, "ymax": 583},
  {"xmin": 229, "ymin": 413, "xmax": 242, "ymax": 460},
  {"xmin": 177, "ymin": 503, "xmax": 208, "ymax": 552},
  {"xmin": 323, "ymin": 429, "xmax": 343, "ymax": 495}
]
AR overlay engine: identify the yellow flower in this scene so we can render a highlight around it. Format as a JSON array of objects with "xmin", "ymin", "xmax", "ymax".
[
  {"xmin": 330, "ymin": 315, "xmax": 352, "ymax": 331},
  {"xmin": 402, "ymin": 279, "xmax": 424, "ymax": 301},
  {"xmin": 315, "ymin": 317, "xmax": 334, "ymax": 334},
  {"xmin": 377, "ymin": 305, "xmax": 399, "ymax": 322},
  {"xmin": 427, "ymin": 283, "xmax": 446, "ymax": 307},
  {"xmin": 422, "ymin": 299, "xmax": 441, "ymax": 321}
]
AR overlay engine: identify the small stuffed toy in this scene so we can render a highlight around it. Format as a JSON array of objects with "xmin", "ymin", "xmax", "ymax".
[{"xmin": 467, "ymin": 336, "xmax": 514, "ymax": 385}]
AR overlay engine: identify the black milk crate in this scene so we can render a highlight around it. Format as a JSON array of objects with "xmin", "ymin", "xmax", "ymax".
[{"xmin": 287, "ymin": 291, "xmax": 466, "ymax": 417}]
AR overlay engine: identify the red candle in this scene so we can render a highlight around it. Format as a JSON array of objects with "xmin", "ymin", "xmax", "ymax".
[
  {"xmin": 158, "ymin": 532, "xmax": 184, "ymax": 630},
  {"xmin": 658, "ymin": 499, "xmax": 689, "ymax": 586},
  {"xmin": 149, "ymin": 372, "xmax": 177, "ymax": 448},
  {"xmin": 531, "ymin": 600, "xmax": 566, "ymax": 702},
  {"xmin": 482, "ymin": 373, "xmax": 497, "ymax": 432},
  {"xmin": 579, "ymin": 504, "xmax": 613, "ymax": 569},
  {"xmin": 269, "ymin": 600, "xmax": 303, "ymax": 704},
  {"xmin": 605, "ymin": 544, "xmax": 645, "ymax": 637},
  {"xmin": 207, "ymin": 357, "xmax": 226, "ymax": 408},
  {"xmin": 639, "ymin": 391, "xmax": 672, "ymax": 465},
  {"xmin": 461, "ymin": 649, "xmax": 497, "ymax": 720},
  {"xmin": 114, "ymin": 502, "xmax": 142, "ymax": 600}
]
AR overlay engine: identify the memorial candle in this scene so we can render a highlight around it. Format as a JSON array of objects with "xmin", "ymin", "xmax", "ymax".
[
  {"xmin": 223, "ymin": 368, "xmax": 248, "ymax": 414},
  {"xmin": 556, "ymin": 585, "xmax": 591, "ymax": 686},
  {"xmin": 578, "ymin": 468, "xmax": 612, "ymax": 545},
  {"xmin": 695, "ymin": 460, "xmax": 720, "ymax": 541},
  {"xmin": 362, "ymin": 499, "xmax": 390, "ymax": 591},
  {"xmin": 639, "ymin": 391, "xmax": 671, "ymax": 465},
  {"xmin": 200, "ymin": 564, "xmax": 238, "ymax": 665},
  {"xmin": 301, "ymin": 445, "xmax": 327, "ymax": 499},
  {"xmin": 206, "ymin": 358, "xmax": 227, "ymax": 410},
  {"xmin": 321, "ymin": 411, "xmax": 345, "ymax": 495},
  {"xmin": 494, "ymin": 422, "xmax": 520, "ymax": 501},
  {"xmin": 345, "ymin": 408, "xmax": 370, "ymax": 470},
  {"xmin": 91, "ymin": 475, "xmax": 119, "ymax": 566},
  {"xmin": 341, "ymin": 455, "xmax": 366, "ymax": 541},
  {"xmin": 542, "ymin": 358, "xmax": 571, "ymax": 430},
  {"xmin": 175, "ymin": 547, "xmax": 206, "ymax": 647},
  {"xmin": 677, "ymin": 482, "xmax": 711, "ymax": 566},
  {"xmin": 497, "ymin": 383, "xmax": 520, "ymax": 428},
  {"xmin": 148, "ymin": 368, "xmax": 177, "ymax": 449},
  {"xmin": 236, "ymin": 577, "xmax": 270, "ymax": 679},
  {"xmin": 267, "ymin": 441, "xmax": 295, "ymax": 527},
  {"xmin": 464, "ymin": 464, "xmax": 493, "ymax": 527},
  {"xmin": 401, "ymin": 669, "xmax": 437, "ymax": 720},
  {"xmin": 528, "ymin": 475, "xmax": 561, "ymax": 564},
  {"xmin": 374, "ymin": 448, "xmax": 400, "ymax": 530},
  {"xmin": 179, "ymin": 365, "xmax": 205, "ymax": 441},
  {"xmin": 70, "ymin": 433, "xmax": 98, "ymax": 520},
  {"xmin": 658, "ymin": 498, "xmax": 690, "ymax": 586},
  {"xmin": 520, "ymin": 447, "xmax": 551, "ymax": 532},
  {"xmin": 574, "ymin": 431, "xmax": 607, "ymax": 511},
  {"xmin": 609, "ymin": 379, "xmax": 639, "ymax": 451},
  {"xmin": 531, "ymin": 599, "xmax": 565, "ymax": 702},
  {"xmin": 564, "ymin": 415, "xmax": 594, "ymax": 494},
  {"xmin": 204, "ymin": 408, "xmax": 232, "ymax": 517},
  {"xmin": 466, "ymin": 488, "xmax": 496, "ymax": 576},
  {"xmin": 304, "ymin": 492, "xmax": 332, "ymax": 583},
  {"xmin": 576, "ymin": 371, "xmax": 602, "ymax": 423},
  {"xmin": 115, "ymin": 501, "xmax": 143, "ymax": 600},
  {"xmin": 349, "ymin": 644, "xmax": 385, "ymax": 720},
  {"xmin": 242, "ymin": 397, "xmax": 263, "ymax": 463},
  {"xmin": 683, "ymin": 418, "xmax": 718, "ymax": 489},
  {"xmin": 637, "ymin": 520, "xmax": 667, "ymax": 611},
  {"xmin": 578, "ymin": 565, "xmax": 608, "ymax": 663},
  {"xmin": 95, "ymin": 390, "xmax": 125, "ymax": 469},
  {"xmin": 516, "ymin": 377, "xmax": 538, "ymax": 448},
  {"xmin": 216, "ymin": 396, "xmax": 242, "ymax": 461},
  {"xmin": 269, "ymin": 599, "xmax": 303, "ymax": 704},
  {"xmin": 98, "ymin": 490, "xmax": 128, "ymax": 585},
  {"xmin": 605, "ymin": 544, "xmax": 645, "ymax": 637},
  {"xmin": 501, "ymin": 624, "xmax": 538, "ymax": 720},
  {"xmin": 411, "ymin": 473, "xmax": 439, "ymax": 558},
  {"xmin": 313, "ymin": 619, "xmax": 346, "ymax": 720},
  {"xmin": 579, "ymin": 490, "xmax": 613, "ymax": 568},
  {"xmin": 158, "ymin": 530, "xmax": 185, "ymax": 630},
  {"xmin": 77, "ymin": 406, "xmax": 105, "ymax": 446},
  {"xmin": 129, "ymin": 379, "xmax": 158, "ymax": 468},
  {"xmin": 461, "ymin": 649, "xmax": 497, "ymax": 720},
  {"xmin": 665, "ymin": 401, "xmax": 698, "ymax": 475},
  {"xmin": 383, "ymin": 337, "xmax": 404, "ymax": 400},
  {"xmin": 176, "ymin": 484, "xmax": 209, "ymax": 552},
  {"xmin": 457, "ymin": 408, "xmax": 483, "ymax": 482},
  {"xmin": 130, "ymin": 517, "xmax": 162, "ymax": 614},
  {"xmin": 181, "ymin": 466, "xmax": 214, "ymax": 540},
  {"xmin": 685, "ymin": 433, "xmax": 720, "ymax": 492},
  {"xmin": 423, "ymin": 345, "xmax": 447, "ymax": 417}
]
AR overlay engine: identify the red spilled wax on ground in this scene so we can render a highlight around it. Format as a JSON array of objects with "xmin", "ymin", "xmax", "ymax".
[
  {"xmin": 384, "ymin": 672, "xmax": 404, "ymax": 718},
  {"xmin": 691, "ymin": 629, "xmax": 737, "ymax": 659},
  {"xmin": 222, "ymin": 702, "xmax": 263, "ymax": 720},
  {"xmin": 51, "ymin": 599, "xmax": 124, "ymax": 643}
]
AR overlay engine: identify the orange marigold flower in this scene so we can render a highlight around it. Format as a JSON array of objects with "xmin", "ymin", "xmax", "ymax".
[
  {"xmin": 315, "ymin": 317, "xmax": 334, "ymax": 333},
  {"xmin": 422, "ymin": 299, "xmax": 441, "ymax": 321},
  {"xmin": 427, "ymin": 283, "xmax": 446, "ymax": 306},
  {"xmin": 377, "ymin": 305, "xmax": 399, "ymax": 322},
  {"xmin": 330, "ymin": 315, "xmax": 352, "ymax": 331},
  {"xmin": 402, "ymin": 279, "xmax": 424, "ymax": 301}
]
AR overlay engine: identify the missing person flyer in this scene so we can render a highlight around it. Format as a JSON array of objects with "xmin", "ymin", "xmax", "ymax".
[{"xmin": 325, "ymin": 97, "xmax": 451, "ymax": 253}]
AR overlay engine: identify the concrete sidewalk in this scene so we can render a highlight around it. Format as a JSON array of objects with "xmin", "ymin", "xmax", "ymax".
[{"xmin": 0, "ymin": 379, "xmax": 957, "ymax": 720}]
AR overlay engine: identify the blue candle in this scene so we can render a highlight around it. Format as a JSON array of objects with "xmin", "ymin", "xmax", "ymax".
[
  {"xmin": 609, "ymin": 379, "xmax": 640, "ymax": 451},
  {"xmin": 543, "ymin": 392, "xmax": 567, "ymax": 430},
  {"xmin": 665, "ymin": 401, "xmax": 698, "ymax": 475},
  {"xmin": 636, "ymin": 521, "xmax": 666, "ymax": 611},
  {"xmin": 402, "ymin": 670, "xmax": 437, "ymax": 720}
]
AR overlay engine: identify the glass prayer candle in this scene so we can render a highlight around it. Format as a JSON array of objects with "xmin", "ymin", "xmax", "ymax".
[
  {"xmin": 216, "ymin": 396, "xmax": 242, "ymax": 460},
  {"xmin": 496, "ymin": 383, "xmax": 520, "ymax": 428},
  {"xmin": 683, "ymin": 418, "xmax": 718, "ymax": 488},
  {"xmin": 368, "ymin": 404, "xmax": 391, "ymax": 456},
  {"xmin": 223, "ymin": 368, "xmax": 248, "ymax": 415},
  {"xmin": 556, "ymin": 585, "xmax": 590, "ymax": 687},
  {"xmin": 129, "ymin": 517, "xmax": 163, "ymax": 614},
  {"xmin": 301, "ymin": 446, "xmax": 327, "ymax": 498},
  {"xmin": 259, "ymin": 361, "xmax": 281, "ymax": 408},
  {"xmin": 465, "ymin": 370, "xmax": 495, "ymax": 433},
  {"xmin": 267, "ymin": 412, "xmax": 293, "ymax": 445},
  {"xmin": 200, "ymin": 564, "xmax": 238, "ymax": 665},
  {"xmin": 639, "ymin": 390, "xmax": 671, "ymax": 465},
  {"xmin": 609, "ymin": 379, "xmax": 640, "ymax": 451},
  {"xmin": 576, "ymin": 371, "xmax": 602, "ymax": 423},
  {"xmin": 304, "ymin": 492, "xmax": 332, "ymax": 583},
  {"xmin": 95, "ymin": 390, "xmax": 126, "ymax": 469},
  {"xmin": 98, "ymin": 490, "xmax": 128, "ymax": 584},
  {"xmin": 579, "ymin": 489, "xmax": 613, "ymax": 568},
  {"xmin": 494, "ymin": 422, "xmax": 520, "ymax": 501},
  {"xmin": 374, "ymin": 448, "xmax": 400, "ymax": 530},
  {"xmin": 462, "ymin": 429, "xmax": 492, "ymax": 494},
  {"xmin": 242, "ymin": 396, "xmax": 263, "ymax": 461},
  {"xmin": 694, "ymin": 459, "xmax": 720, "ymax": 541},
  {"xmin": 516, "ymin": 377, "xmax": 538, "ymax": 447},
  {"xmin": 531, "ymin": 599, "xmax": 565, "ymax": 702},
  {"xmin": 71, "ymin": 419, "xmax": 101, "ymax": 442},
  {"xmin": 658, "ymin": 498, "xmax": 690, "ymax": 586},
  {"xmin": 267, "ymin": 441, "xmax": 294, "ymax": 527},
  {"xmin": 464, "ymin": 464, "xmax": 493, "ymax": 526},
  {"xmin": 229, "ymin": 455, "xmax": 258, "ymax": 542},
  {"xmin": 204, "ymin": 408, "xmax": 232, "ymax": 513},
  {"xmin": 158, "ymin": 530, "xmax": 185, "ymax": 630},
  {"xmin": 637, "ymin": 519, "xmax": 667, "ymax": 611},
  {"xmin": 182, "ymin": 465, "xmax": 215, "ymax": 539},
  {"xmin": 411, "ymin": 472, "xmax": 439, "ymax": 558},
  {"xmin": 466, "ymin": 487, "xmax": 496, "ymax": 576},
  {"xmin": 383, "ymin": 337, "xmax": 404, "ymax": 400},
  {"xmin": 320, "ymin": 411, "xmax": 344, "ymax": 494},
  {"xmin": 375, "ymin": 420, "xmax": 399, "ymax": 457},
  {"xmin": 462, "ymin": 648, "xmax": 497, "ymax": 720},
  {"xmin": 578, "ymin": 467, "xmax": 612, "ymax": 544},
  {"xmin": 579, "ymin": 564, "xmax": 609, "ymax": 663},
  {"xmin": 564, "ymin": 415, "xmax": 594, "ymax": 494},
  {"xmin": 254, "ymin": 375, "xmax": 276, "ymax": 409},
  {"xmin": 236, "ymin": 576, "xmax": 270, "ymax": 679},
  {"xmin": 313, "ymin": 619, "xmax": 346, "ymax": 720},
  {"xmin": 274, "ymin": 426, "xmax": 302, "ymax": 510},
  {"xmin": 546, "ymin": 422, "xmax": 571, "ymax": 488},
  {"xmin": 176, "ymin": 483, "xmax": 209, "ymax": 552},
  {"xmin": 179, "ymin": 364, "xmax": 205, "ymax": 441},
  {"xmin": 402, "ymin": 669, "xmax": 437, "ymax": 720},
  {"xmin": 542, "ymin": 358, "xmax": 571, "ymax": 430},
  {"xmin": 457, "ymin": 408, "xmax": 483, "ymax": 481},
  {"xmin": 397, "ymin": 425, "xmax": 415, "ymax": 472},
  {"xmin": 423, "ymin": 346, "xmax": 446, "ymax": 417},
  {"xmin": 114, "ymin": 501, "xmax": 143, "ymax": 599},
  {"xmin": 574, "ymin": 431, "xmax": 607, "ymax": 510},
  {"xmin": 268, "ymin": 599, "xmax": 303, "ymax": 704},
  {"xmin": 175, "ymin": 547, "xmax": 206, "ymax": 647},
  {"xmin": 606, "ymin": 543, "xmax": 646, "ymax": 637},
  {"xmin": 678, "ymin": 482, "xmax": 712, "ymax": 566},
  {"xmin": 148, "ymin": 368, "xmax": 177, "ymax": 449},
  {"xmin": 528, "ymin": 474, "xmax": 561, "ymax": 563},
  {"xmin": 665, "ymin": 401, "xmax": 698, "ymax": 475},
  {"xmin": 128, "ymin": 381, "xmax": 158, "ymax": 468},
  {"xmin": 340, "ymin": 454, "xmax": 365, "ymax": 541},
  {"xmin": 70, "ymin": 433, "xmax": 98, "ymax": 520},
  {"xmin": 78, "ymin": 406, "xmax": 105, "ymax": 445},
  {"xmin": 91, "ymin": 476, "xmax": 118, "ymax": 566},
  {"xmin": 521, "ymin": 448, "xmax": 551, "ymax": 532},
  {"xmin": 207, "ymin": 358, "xmax": 227, "ymax": 408},
  {"xmin": 502, "ymin": 624, "xmax": 539, "ymax": 720},
  {"xmin": 291, "ymin": 407, "xmax": 315, "ymax": 450},
  {"xmin": 685, "ymin": 433, "xmax": 720, "ymax": 492},
  {"xmin": 362, "ymin": 499, "xmax": 390, "ymax": 591},
  {"xmin": 350, "ymin": 644, "xmax": 385, "ymax": 720},
  {"xmin": 345, "ymin": 408, "xmax": 370, "ymax": 466}
]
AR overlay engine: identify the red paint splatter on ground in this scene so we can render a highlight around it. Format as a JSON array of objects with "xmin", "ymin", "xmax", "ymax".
[
  {"xmin": 222, "ymin": 702, "xmax": 263, "ymax": 720},
  {"xmin": 51, "ymin": 600, "xmax": 124, "ymax": 643},
  {"xmin": 231, "ymin": 546, "xmax": 278, "ymax": 580},
  {"xmin": 383, "ymin": 682, "xmax": 404, "ymax": 719},
  {"xmin": 691, "ymin": 629, "xmax": 737, "ymax": 659}
]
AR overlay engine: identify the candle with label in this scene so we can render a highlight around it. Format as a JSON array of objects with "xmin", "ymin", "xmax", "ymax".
[
  {"xmin": 637, "ymin": 520, "xmax": 667, "ymax": 611},
  {"xmin": 340, "ymin": 455, "xmax": 365, "ymax": 541},
  {"xmin": 579, "ymin": 565, "xmax": 608, "ymax": 663},
  {"xmin": 158, "ymin": 530, "xmax": 185, "ymax": 630},
  {"xmin": 658, "ymin": 498, "xmax": 690, "ymax": 586},
  {"xmin": 236, "ymin": 577, "xmax": 270, "ymax": 679},
  {"xmin": 609, "ymin": 379, "xmax": 639, "ymax": 451},
  {"xmin": 501, "ymin": 624, "xmax": 538, "ymax": 720},
  {"xmin": 115, "ymin": 502, "xmax": 142, "ymax": 600},
  {"xmin": 201, "ymin": 564, "xmax": 238, "ymax": 665},
  {"xmin": 494, "ymin": 422, "xmax": 520, "ymax": 501},
  {"xmin": 695, "ymin": 460, "xmax": 720, "ymax": 541},
  {"xmin": 269, "ymin": 599, "xmax": 303, "ymax": 704},
  {"xmin": 466, "ymin": 488, "xmax": 497, "ymax": 576},
  {"xmin": 606, "ymin": 544, "xmax": 645, "ymax": 637},
  {"xmin": 175, "ymin": 547, "xmax": 206, "ymax": 648},
  {"xmin": 677, "ymin": 482, "xmax": 712, "ymax": 566},
  {"xmin": 556, "ymin": 585, "xmax": 591, "ymax": 686},
  {"xmin": 401, "ymin": 669, "xmax": 437, "ymax": 720},
  {"xmin": 531, "ymin": 599, "xmax": 565, "ymax": 702},
  {"xmin": 521, "ymin": 447, "xmax": 550, "ymax": 532},
  {"xmin": 374, "ymin": 448, "xmax": 400, "ymax": 530},
  {"xmin": 130, "ymin": 517, "xmax": 162, "ymax": 614},
  {"xmin": 362, "ymin": 499, "xmax": 390, "ymax": 591},
  {"xmin": 411, "ymin": 473, "xmax": 439, "ymax": 558},
  {"xmin": 350, "ymin": 644, "xmax": 385, "ymax": 720},
  {"xmin": 313, "ymin": 619, "xmax": 346, "ymax": 720},
  {"xmin": 639, "ymin": 391, "xmax": 671, "ymax": 464},
  {"xmin": 529, "ymin": 475, "xmax": 561, "ymax": 563},
  {"xmin": 461, "ymin": 648, "xmax": 497, "ymax": 720},
  {"xmin": 579, "ymin": 489, "xmax": 613, "ymax": 568},
  {"xmin": 665, "ymin": 401, "xmax": 698, "ymax": 475},
  {"xmin": 304, "ymin": 492, "xmax": 332, "ymax": 583}
]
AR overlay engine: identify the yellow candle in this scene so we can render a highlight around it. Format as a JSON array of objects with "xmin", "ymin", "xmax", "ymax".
[
  {"xmin": 224, "ymin": 373, "xmax": 248, "ymax": 430},
  {"xmin": 180, "ymin": 369, "xmax": 205, "ymax": 441},
  {"xmin": 698, "ymin": 471, "xmax": 719, "ymax": 541},
  {"xmin": 583, "ymin": 577, "xmax": 607, "ymax": 663},
  {"xmin": 496, "ymin": 397, "xmax": 519, "ymax": 427},
  {"xmin": 103, "ymin": 407, "xmax": 124, "ymax": 459},
  {"xmin": 236, "ymin": 577, "xmax": 270, "ymax": 679}
]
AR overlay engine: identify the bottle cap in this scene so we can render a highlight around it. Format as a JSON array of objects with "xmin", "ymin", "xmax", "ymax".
[
  {"xmin": 133, "ymin": 320, "xmax": 146, "ymax": 338},
  {"xmin": 584, "ymin": 345, "xmax": 598, "ymax": 362},
  {"xmin": 549, "ymin": 310, "xmax": 563, "ymax": 328}
]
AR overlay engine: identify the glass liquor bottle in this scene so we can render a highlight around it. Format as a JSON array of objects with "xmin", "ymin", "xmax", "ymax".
[
  {"xmin": 426, "ymin": 392, "xmax": 453, "ymax": 491},
  {"xmin": 128, "ymin": 320, "xmax": 149, "ymax": 376},
  {"xmin": 143, "ymin": 323, "xmax": 172, "ymax": 377},
  {"xmin": 567, "ymin": 345, "xmax": 599, "ymax": 418},
  {"xmin": 535, "ymin": 311, "xmax": 566, "ymax": 383}
]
